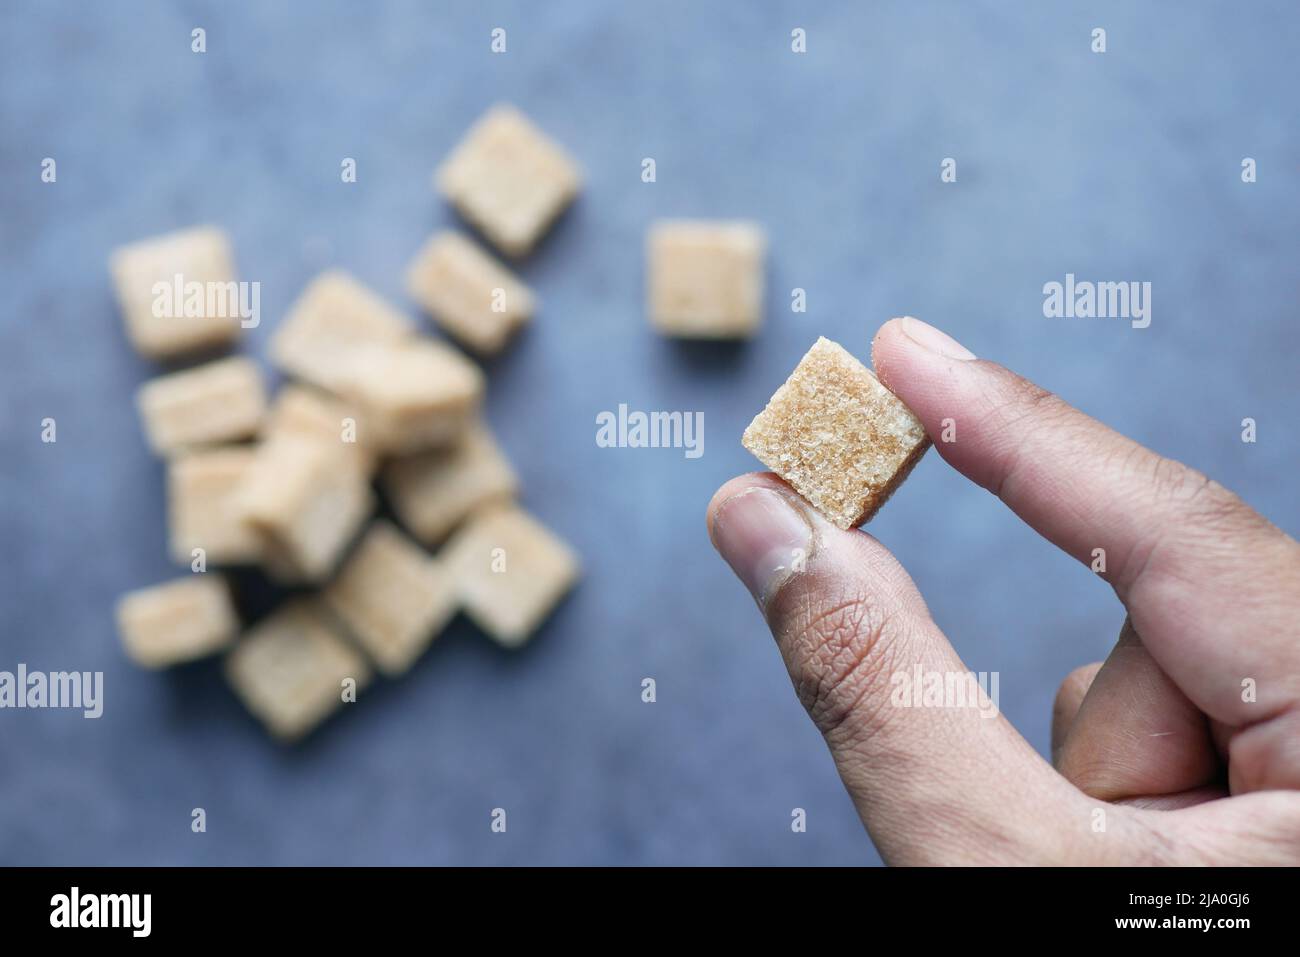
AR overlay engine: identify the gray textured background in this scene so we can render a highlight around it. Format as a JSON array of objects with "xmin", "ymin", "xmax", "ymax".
[{"xmin": 1, "ymin": 1, "xmax": 1296, "ymax": 865}]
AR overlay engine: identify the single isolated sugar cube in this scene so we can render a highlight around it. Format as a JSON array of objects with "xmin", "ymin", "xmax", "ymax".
[
  {"xmin": 236, "ymin": 436, "xmax": 374, "ymax": 583},
  {"xmin": 136, "ymin": 356, "xmax": 266, "ymax": 456},
  {"xmin": 225, "ymin": 599, "xmax": 371, "ymax": 742},
  {"xmin": 436, "ymin": 104, "xmax": 582, "ymax": 258},
  {"xmin": 262, "ymin": 383, "xmax": 377, "ymax": 477},
  {"xmin": 269, "ymin": 270, "xmax": 412, "ymax": 392},
  {"xmin": 323, "ymin": 521, "xmax": 458, "ymax": 676},
  {"xmin": 742, "ymin": 336, "xmax": 930, "ymax": 529},
  {"xmin": 110, "ymin": 226, "xmax": 243, "ymax": 360},
  {"xmin": 383, "ymin": 421, "xmax": 518, "ymax": 544},
  {"xmin": 334, "ymin": 339, "xmax": 483, "ymax": 455},
  {"xmin": 647, "ymin": 220, "xmax": 766, "ymax": 338},
  {"xmin": 443, "ymin": 505, "xmax": 579, "ymax": 648},
  {"xmin": 167, "ymin": 446, "xmax": 264, "ymax": 566},
  {"xmin": 115, "ymin": 575, "xmax": 238, "ymax": 668},
  {"xmin": 405, "ymin": 231, "xmax": 536, "ymax": 355}
]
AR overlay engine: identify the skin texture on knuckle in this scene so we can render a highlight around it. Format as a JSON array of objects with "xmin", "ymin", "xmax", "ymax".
[
  {"xmin": 767, "ymin": 570, "xmax": 907, "ymax": 741},
  {"xmin": 1118, "ymin": 490, "xmax": 1300, "ymax": 726},
  {"xmin": 1108, "ymin": 445, "xmax": 1274, "ymax": 598}
]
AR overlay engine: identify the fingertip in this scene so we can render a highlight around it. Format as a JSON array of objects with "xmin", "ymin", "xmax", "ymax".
[
  {"xmin": 873, "ymin": 316, "xmax": 978, "ymax": 394},
  {"xmin": 870, "ymin": 316, "xmax": 923, "ymax": 392},
  {"xmin": 1051, "ymin": 662, "xmax": 1103, "ymax": 762},
  {"xmin": 705, "ymin": 472, "xmax": 793, "ymax": 543},
  {"xmin": 869, "ymin": 316, "xmax": 910, "ymax": 368}
]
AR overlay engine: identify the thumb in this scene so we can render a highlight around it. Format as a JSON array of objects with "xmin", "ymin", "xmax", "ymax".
[{"xmin": 708, "ymin": 472, "xmax": 1095, "ymax": 864}]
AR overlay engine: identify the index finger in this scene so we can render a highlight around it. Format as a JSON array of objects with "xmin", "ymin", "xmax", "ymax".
[{"xmin": 869, "ymin": 317, "xmax": 1300, "ymax": 730}]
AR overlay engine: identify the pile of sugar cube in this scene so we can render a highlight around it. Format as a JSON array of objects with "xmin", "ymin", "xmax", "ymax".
[
  {"xmin": 113, "ymin": 105, "xmax": 593, "ymax": 743},
  {"xmin": 112, "ymin": 100, "xmax": 786, "ymax": 743}
]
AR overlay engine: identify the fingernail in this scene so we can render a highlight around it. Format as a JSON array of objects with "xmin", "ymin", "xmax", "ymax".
[
  {"xmin": 898, "ymin": 316, "xmax": 976, "ymax": 361},
  {"xmin": 711, "ymin": 487, "xmax": 813, "ymax": 607}
]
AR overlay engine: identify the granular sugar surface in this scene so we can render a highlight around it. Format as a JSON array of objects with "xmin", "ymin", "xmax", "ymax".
[{"xmin": 742, "ymin": 337, "xmax": 929, "ymax": 528}]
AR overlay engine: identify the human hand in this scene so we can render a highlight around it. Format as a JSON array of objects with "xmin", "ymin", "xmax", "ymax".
[{"xmin": 707, "ymin": 317, "xmax": 1300, "ymax": 865}]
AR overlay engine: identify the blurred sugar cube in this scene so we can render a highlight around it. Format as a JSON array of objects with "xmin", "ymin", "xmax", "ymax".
[{"xmin": 436, "ymin": 104, "xmax": 581, "ymax": 258}]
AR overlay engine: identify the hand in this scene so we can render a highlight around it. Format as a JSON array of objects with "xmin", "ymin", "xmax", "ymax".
[{"xmin": 707, "ymin": 317, "xmax": 1300, "ymax": 865}]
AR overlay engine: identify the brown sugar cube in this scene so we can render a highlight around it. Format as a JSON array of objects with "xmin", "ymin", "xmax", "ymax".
[
  {"xmin": 262, "ymin": 383, "xmax": 377, "ymax": 477},
  {"xmin": 136, "ymin": 356, "xmax": 266, "ymax": 456},
  {"xmin": 225, "ymin": 599, "xmax": 371, "ymax": 742},
  {"xmin": 647, "ymin": 220, "xmax": 766, "ymax": 338},
  {"xmin": 115, "ymin": 575, "xmax": 238, "ymax": 668},
  {"xmin": 742, "ymin": 336, "xmax": 930, "ymax": 529},
  {"xmin": 167, "ymin": 446, "xmax": 263, "ymax": 565},
  {"xmin": 323, "ymin": 521, "xmax": 458, "ymax": 676},
  {"xmin": 435, "ymin": 104, "xmax": 581, "ymax": 258},
  {"xmin": 110, "ymin": 226, "xmax": 243, "ymax": 359},
  {"xmin": 334, "ymin": 339, "xmax": 484, "ymax": 455},
  {"xmin": 269, "ymin": 270, "xmax": 412, "ymax": 392},
  {"xmin": 382, "ymin": 422, "xmax": 518, "ymax": 544},
  {"xmin": 405, "ymin": 231, "xmax": 536, "ymax": 355},
  {"xmin": 443, "ymin": 506, "xmax": 579, "ymax": 648},
  {"xmin": 236, "ymin": 437, "xmax": 374, "ymax": 583}
]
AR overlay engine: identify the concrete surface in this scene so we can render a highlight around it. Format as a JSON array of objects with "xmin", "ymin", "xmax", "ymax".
[{"xmin": 0, "ymin": 1, "xmax": 1296, "ymax": 864}]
